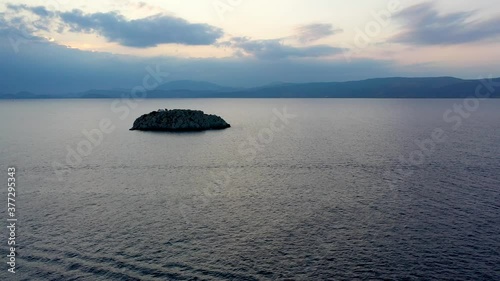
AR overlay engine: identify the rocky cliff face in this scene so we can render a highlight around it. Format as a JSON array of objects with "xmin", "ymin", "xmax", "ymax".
[{"xmin": 130, "ymin": 109, "xmax": 230, "ymax": 131}]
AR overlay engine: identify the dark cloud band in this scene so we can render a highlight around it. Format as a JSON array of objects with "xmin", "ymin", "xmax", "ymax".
[
  {"xmin": 295, "ymin": 23, "xmax": 342, "ymax": 44},
  {"xmin": 219, "ymin": 37, "xmax": 343, "ymax": 59},
  {"xmin": 6, "ymin": 5, "xmax": 224, "ymax": 48},
  {"xmin": 391, "ymin": 2, "xmax": 500, "ymax": 45}
]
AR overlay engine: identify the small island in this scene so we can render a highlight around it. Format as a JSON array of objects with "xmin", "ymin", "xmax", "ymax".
[{"xmin": 130, "ymin": 109, "xmax": 230, "ymax": 132}]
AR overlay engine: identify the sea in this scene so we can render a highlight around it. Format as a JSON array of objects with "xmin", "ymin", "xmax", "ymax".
[{"xmin": 0, "ymin": 99, "xmax": 499, "ymax": 280}]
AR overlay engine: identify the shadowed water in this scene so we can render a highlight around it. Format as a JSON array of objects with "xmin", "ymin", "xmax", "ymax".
[{"xmin": 0, "ymin": 99, "xmax": 499, "ymax": 280}]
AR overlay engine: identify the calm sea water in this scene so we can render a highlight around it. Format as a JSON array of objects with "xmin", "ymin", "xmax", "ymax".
[{"xmin": 0, "ymin": 99, "xmax": 499, "ymax": 280}]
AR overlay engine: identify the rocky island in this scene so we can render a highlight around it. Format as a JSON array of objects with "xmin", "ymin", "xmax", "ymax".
[{"xmin": 130, "ymin": 109, "xmax": 230, "ymax": 131}]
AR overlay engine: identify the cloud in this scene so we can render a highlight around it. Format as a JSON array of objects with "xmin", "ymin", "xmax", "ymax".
[
  {"xmin": 5, "ymin": 5, "xmax": 224, "ymax": 48},
  {"xmin": 295, "ymin": 23, "xmax": 342, "ymax": 44},
  {"xmin": 0, "ymin": 25, "xmax": 400, "ymax": 94},
  {"xmin": 6, "ymin": 4, "xmax": 55, "ymax": 17},
  {"xmin": 391, "ymin": 2, "xmax": 500, "ymax": 45},
  {"xmin": 219, "ymin": 37, "xmax": 343, "ymax": 60}
]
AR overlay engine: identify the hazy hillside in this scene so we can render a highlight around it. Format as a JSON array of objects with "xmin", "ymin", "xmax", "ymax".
[
  {"xmin": 1, "ymin": 77, "xmax": 499, "ymax": 99},
  {"xmin": 156, "ymin": 80, "xmax": 240, "ymax": 92}
]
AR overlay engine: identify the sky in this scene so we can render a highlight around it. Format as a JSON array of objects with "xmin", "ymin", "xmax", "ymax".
[{"xmin": 1, "ymin": 0, "xmax": 500, "ymax": 94}]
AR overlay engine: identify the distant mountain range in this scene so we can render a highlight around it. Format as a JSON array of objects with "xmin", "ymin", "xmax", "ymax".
[
  {"xmin": 2, "ymin": 77, "xmax": 499, "ymax": 99},
  {"xmin": 155, "ymin": 80, "xmax": 240, "ymax": 92}
]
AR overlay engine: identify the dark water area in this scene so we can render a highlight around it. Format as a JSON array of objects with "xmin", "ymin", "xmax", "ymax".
[{"xmin": 0, "ymin": 99, "xmax": 499, "ymax": 280}]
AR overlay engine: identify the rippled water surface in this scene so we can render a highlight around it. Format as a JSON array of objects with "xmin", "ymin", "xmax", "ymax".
[{"xmin": 1, "ymin": 99, "xmax": 499, "ymax": 280}]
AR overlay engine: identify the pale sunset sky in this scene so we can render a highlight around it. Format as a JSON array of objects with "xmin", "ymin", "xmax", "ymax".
[{"xmin": 1, "ymin": 0, "xmax": 500, "ymax": 93}]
